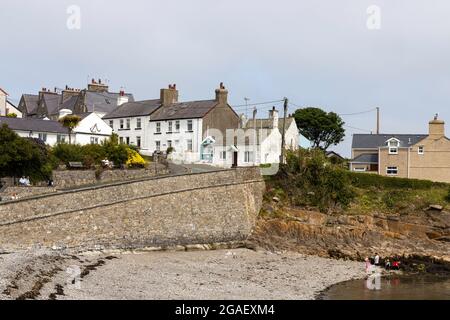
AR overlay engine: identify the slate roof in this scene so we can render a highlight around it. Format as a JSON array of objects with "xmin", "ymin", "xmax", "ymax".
[
  {"xmin": 351, "ymin": 153, "xmax": 379, "ymax": 164},
  {"xmin": 352, "ymin": 134, "xmax": 428, "ymax": 149},
  {"xmin": 150, "ymin": 100, "xmax": 218, "ymax": 121},
  {"xmin": 103, "ymin": 99, "xmax": 161, "ymax": 119},
  {"xmin": 84, "ymin": 91, "xmax": 135, "ymax": 114},
  {"xmin": 22, "ymin": 94, "xmax": 39, "ymax": 114},
  {"xmin": 42, "ymin": 93, "xmax": 62, "ymax": 115},
  {"xmin": 245, "ymin": 118, "xmax": 295, "ymax": 134},
  {"xmin": 59, "ymin": 95, "xmax": 78, "ymax": 112},
  {"xmin": 0, "ymin": 116, "xmax": 68, "ymax": 134}
]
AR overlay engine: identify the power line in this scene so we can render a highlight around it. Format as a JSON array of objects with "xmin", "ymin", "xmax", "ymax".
[
  {"xmin": 344, "ymin": 124, "xmax": 372, "ymax": 133},
  {"xmin": 231, "ymin": 99, "xmax": 284, "ymax": 108},
  {"xmin": 339, "ymin": 108, "xmax": 377, "ymax": 116}
]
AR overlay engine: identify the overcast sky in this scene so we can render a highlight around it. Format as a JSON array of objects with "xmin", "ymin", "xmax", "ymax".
[{"xmin": 1, "ymin": 0, "xmax": 450, "ymax": 156}]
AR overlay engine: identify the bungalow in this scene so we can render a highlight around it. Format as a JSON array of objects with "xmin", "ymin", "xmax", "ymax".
[{"xmin": 0, "ymin": 88, "xmax": 22, "ymax": 118}]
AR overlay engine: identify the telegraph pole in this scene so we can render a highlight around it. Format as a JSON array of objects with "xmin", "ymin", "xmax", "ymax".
[
  {"xmin": 253, "ymin": 106, "xmax": 257, "ymax": 166},
  {"xmin": 376, "ymin": 107, "xmax": 380, "ymax": 134},
  {"xmin": 280, "ymin": 97, "xmax": 288, "ymax": 165}
]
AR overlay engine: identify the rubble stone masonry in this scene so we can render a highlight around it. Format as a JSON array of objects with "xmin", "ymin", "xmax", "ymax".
[{"xmin": 0, "ymin": 168, "xmax": 265, "ymax": 251}]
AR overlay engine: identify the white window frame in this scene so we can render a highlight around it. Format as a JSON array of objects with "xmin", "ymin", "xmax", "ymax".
[
  {"xmin": 57, "ymin": 134, "xmax": 66, "ymax": 143},
  {"xmin": 175, "ymin": 120, "xmax": 180, "ymax": 132},
  {"xmin": 120, "ymin": 119, "xmax": 124, "ymax": 129},
  {"xmin": 353, "ymin": 167, "xmax": 367, "ymax": 172},
  {"xmin": 244, "ymin": 151, "xmax": 254, "ymax": 163},
  {"xmin": 136, "ymin": 118, "xmax": 142, "ymax": 129},
  {"xmin": 386, "ymin": 166, "xmax": 398, "ymax": 176},
  {"xmin": 90, "ymin": 137, "xmax": 99, "ymax": 144},
  {"xmin": 418, "ymin": 146, "xmax": 424, "ymax": 155},
  {"xmin": 38, "ymin": 133, "xmax": 47, "ymax": 142},
  {"xmin": 155, "ymin": 140, "xmax": 161, "ymax": 152},
  {"xmin": 109, "ymin": 120, "xmax": 114, "ymax": 130},
  {"xmin": 126, "ymin": 118, "xmax": 131, "ymax": 130},
  {"xmin": 168, "ymin": 121, "xmax": 173, "ymax": 133},
  {"xmin": 220, "ymin": 151, "xmax": 227, "ymax": 160},
  {"xmin": 187, "ymin": 139, "xmax": 193, "ymax": 152},
  {"xmin": 156, "ymin": 122, "xmax": 161, "ymax": 134},
  {"xmin": 187, "ymin": 120, "xmax": 193, "ymax": 132},
  {"xmin": 136, "ymin": 136, "xmax": 141, "ymax": 148},
  {"xmin": 387, "ymin": 139, "xmax": 399, "ymax": 155}
]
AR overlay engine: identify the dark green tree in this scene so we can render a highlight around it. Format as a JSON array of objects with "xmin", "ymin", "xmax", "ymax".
[{"xmin": 293, "ymin": 107, "xmax": 345, "ymax": 150}]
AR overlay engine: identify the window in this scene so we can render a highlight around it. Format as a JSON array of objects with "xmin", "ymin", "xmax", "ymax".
[
  {"xmin": 126, "ymin": 119, "xmax": 131, "ymax": 130},
  {"xmin": 187, "ymin": 120, "xmax": 193, "ymax": 132},
  {"xmin": 388, "ymin": 139, "xmax": 399, "ymax": 155},
  {"xmin": 418, "ymin": 146, "xmax": 424, "ymax": 155},
  {"xmin": 187, "ymin": 139, "xmax": 193, "ymax": 152},
  {"xmin": 38, "ymin": 133, "xmax": 47, "ymax": 142},
  {"xmin": 126, "ymin": 137, "xmax": 130, "ymax": 145},
  {"xmin": 175, "ymin": 120, "xmax": 180, "ymax": 132},
  {"xmin": 120, "ymin": 119, "xmax": 124, "ymax": 129},
  {"xmin": 167, "ymin": 140, "xmax": 172, "ymax": 148},
  {"xmin": 244, "ymin": 151, "xmax": 254, "ymax": 163},
  {"xmin": 109, "ymin": 120, "xmax": 114, "ymax": 130},
  {"xmin": 155, "ymin": 141, "xmax": 161, "ymax": 151},
  {"xmin": 57, "ymin": 135, "xmax": 66, "ymax": 143},
  {"xmin": 220, "ymin": 151, "xmax": 227, "ymax": 160},
  {"xmin": 119, "ymin": 137, "xmax": 124, "ymax": 144},
  {"xmin": 354, "ymin": 167, "xmax": 367, "ymax": 172},
  {"xmin": 90, "ymin": 137, "xmax": 99, "ymax": 144},
  {"xmin": 386, "ymin": 167, "xmax": 398, "ymax": 176},
  {"xmin": 155, "ymin": 122, "xmax": 161, "ymax": 134},
  {"xmin": 168, "ymin": 121, "xmax": 173, "ymax": 133},
  {"xmin": 136, "ymin": 118, "xmax": 142, "ymax": 129},
  {"xmin": 136, "ymin": 136, "xmax": 141, "ymax": 148}
]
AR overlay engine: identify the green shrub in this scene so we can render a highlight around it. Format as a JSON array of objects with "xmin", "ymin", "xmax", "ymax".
[
  {"xmin": 446, "ymin": 188, "xmax": 450, "ymax": 202},
  {"xmin": 52, "ymin": 143, "xmax": 84, "ymax": 165},
  {"xmin": 347, "ymin": 172, "xmax": 447, "ymax": 190}
]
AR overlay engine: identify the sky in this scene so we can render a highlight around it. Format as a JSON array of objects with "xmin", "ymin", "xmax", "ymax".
[{"xmin": 1, "ymin": 0, "xmax": 450, "ymax": 157}]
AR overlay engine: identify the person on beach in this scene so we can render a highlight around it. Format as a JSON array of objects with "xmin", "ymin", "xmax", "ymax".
[
  {"xmin": 365, "ymin": 257, "xmax": 372, "ymax": 273},
  {"xmin": 392, "ymin": 260, "xmax": 400, "ymax": 270},
  {"xmin": 385, "ymin": 258, "xmax": 391, "ymax": 270},
  {"xmin": 374, "ymin": 253, "xmax": 380, "ymax": 266}
]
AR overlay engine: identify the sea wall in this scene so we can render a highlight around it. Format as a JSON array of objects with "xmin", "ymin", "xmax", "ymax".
[{"xmin": 0, "ymin": 168, "xmax": 265, "ymax": 251}]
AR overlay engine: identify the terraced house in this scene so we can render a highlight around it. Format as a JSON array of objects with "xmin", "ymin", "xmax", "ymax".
[{"xmin": 350, "ymin": 115, "xmax": 450, "ymax": 183}]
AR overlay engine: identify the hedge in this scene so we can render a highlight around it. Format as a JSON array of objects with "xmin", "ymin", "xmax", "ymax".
[{"xmin": 347, "ymin": 172, "xmax": 449, "ymax": 190}]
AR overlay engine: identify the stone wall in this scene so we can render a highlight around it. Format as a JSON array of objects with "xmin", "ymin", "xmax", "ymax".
[
  {"xmin": 52, "ymin": 164, "xmax": 168, "ymax": 189},
  {"xmin": 0, "ymin": 187, "xmax": 57, "ymax": 201},
  {"xmin": 0, "ymin": 168, "xmax": 265, "ymax": 251}
]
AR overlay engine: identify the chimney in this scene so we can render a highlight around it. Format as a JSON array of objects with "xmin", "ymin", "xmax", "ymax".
[
  {"xmin": 268, "ymin": 106, "xmax": 279, "ymax": 129},
  {"xmin": 117, "ymin": 89, "xmax": 129, "ymax": 107},
  {"xmin": 239, "ymin": 113, "xmax": 248, "ymax": 128},
  {"xmin": 87, "ymin": 78, "xmax": 109, "ymax": 92},
  {"xmin": 160, "ymin": 84, "xmax": 179, "ymax": 106},
  {"xmin": 62, "ymin": 85, "xmax": 80, "ymax": 102},
  {"xmin": 429, "ymin": 114, "xmax": 446, "ymax": 139},
  {"xmin": 39, "ymin": 87, "xmax": 58, "ymax": 101},
  {"xmin": 215, "ymin": 82, "xmax": 228, "ymax": 105}
]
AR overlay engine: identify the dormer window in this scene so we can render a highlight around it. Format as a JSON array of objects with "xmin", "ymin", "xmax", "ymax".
[
  {"xmin": 418, "ymin": 146, "xmax": 424, "ymax": 155},
  {"xmin": 387, "ymin": 139, "xmax": 399, "ymax": 155}
]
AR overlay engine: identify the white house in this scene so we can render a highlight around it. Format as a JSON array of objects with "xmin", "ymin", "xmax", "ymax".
[
  {"xmin": 206, "ymin": 108, "xmax": 299, "ymax": 168},
  {"xmin": 0, "ymin": 88, "xmax": 22, "ymax": 118},
  {"xmin": 0, "ymin": 111, "xmax": 112, "ymax": 146},
  {"xmin": 104, "ymin": 83, "xmax": 241, "ymax": 161}
]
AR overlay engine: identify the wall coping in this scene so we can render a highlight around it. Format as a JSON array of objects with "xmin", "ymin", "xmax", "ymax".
[{"xmin": 0, "ymin": 167, "xmax": 262, "ymax": 206}]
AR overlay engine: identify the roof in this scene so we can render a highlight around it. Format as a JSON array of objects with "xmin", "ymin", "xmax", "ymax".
[
  {"xmin": 84, "ymin": 91, "xmax": 135, "ymax": 114},
  {"xmin": 351, "ymin": 153, "xmax": 379, "ymax": 164},
  {"xmin": 59, "ymin": 95, "xmax": 78, "ymax": 112},
  {"xmin": 352, "ymin": 134, "xmax": 428, "ymax": 149},
  {"xmin": 21, "ymin": 94, "xmax": 39, "ymax": 114},
  {"xmin": 245, "ymin": 117, "xmax": 295, "ymax": 135},
  {"xmin": 150, "ymin": 100, "xmax": 218, "ymax": 121},
  {"xmin": 0, "ymin": 116, "xmax": 68, "ymax": 134},
  {"xmin": 42, "ymin": 93, "xmax": 61, "ymax": 115},
  {"xmin": 326, "ymin": 151, "xmax": 344, "ymax": 159},
  {"xmin": 0, "ymin": 88, "xmax": 8, "ymax": 95},
  {"xmin": 103, "ymin": 99, "xmax": 161, "ymax": 119}
]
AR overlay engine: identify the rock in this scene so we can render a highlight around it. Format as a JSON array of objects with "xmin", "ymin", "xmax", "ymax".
[{"xmin": 427, "ymin": 205, "xmax": 444, "ymax": 212}]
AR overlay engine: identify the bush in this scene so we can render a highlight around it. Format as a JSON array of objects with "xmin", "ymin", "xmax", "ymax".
[
  {"xmin": 446, "ymin": 188, "xmax": 450, "ymax": 202},
  {"xmin": 52, "ymin": 143, "xmax": 84, "ymax": 165},
  {"xmin": 126, "ymin": 149, "xmax": 147, "ymax": 168},
  {"xmin": 273, "ymin": 148, "xmax": 355, "ymax": 212}
]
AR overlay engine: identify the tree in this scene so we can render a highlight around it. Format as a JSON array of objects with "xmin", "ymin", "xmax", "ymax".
[
  {"xmin": 58, "ymin": 115, "xmax": 81, "ymax": 144},
  {"xmin": 293, "ymin": 107, "xmax": 345, "ymax": 150},
  {"xmin": 0, "ymin": 124, "xmax": 55, "ymax": 182}
]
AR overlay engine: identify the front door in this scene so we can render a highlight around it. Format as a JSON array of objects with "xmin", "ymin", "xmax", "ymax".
[{"xmin": 232, "ymin": 152, "xmax": 238, "ymax": 168}]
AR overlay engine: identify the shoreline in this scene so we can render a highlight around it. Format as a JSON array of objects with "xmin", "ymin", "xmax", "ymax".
[{"xmin": 0, "ymin": 248, "xmax": 366, "ymax": 300}]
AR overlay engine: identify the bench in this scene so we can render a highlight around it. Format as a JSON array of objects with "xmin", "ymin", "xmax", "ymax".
[{"xmin": 67, "ymin": 162, "xmax": 84, "ymax": 170}]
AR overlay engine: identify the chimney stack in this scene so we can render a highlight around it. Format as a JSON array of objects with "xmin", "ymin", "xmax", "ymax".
[
  {"xmin": 117, "ymin": 89, "xmax": 129, "ymax": 106},
  {"xmin": 429, "ymin": 114, "xmax": 446, "ymax": 139},
  {"xmin": 62, "ymin": 85, "xmax": 80, "ymax": 102},
  {"xmin": 215, "ymin": 82, "xmax": 228, "ymax": 105},
  {"xmin": 87, "ymin": 78, "xmax": 109, "ymax": 92},
  {"xmin": 269, "ymin": 106, "xmax": 279, "ymax": 129},
  {"xmin": 160, "ymin": 84, "xmax": 179, "ymax": 106}
]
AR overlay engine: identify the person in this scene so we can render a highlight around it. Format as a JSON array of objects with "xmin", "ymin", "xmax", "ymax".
[
  {"xmin": 365, "ymin": 257, "xmax": 372, "ymax": 273},
  {"xmin": 25, "ymin": 177, "xmax": 31, "ymax": 186},
  {"xmin": 18, "ymin": 176, "xmax": 26, "ymax": 186},
  {"xmin": 374, "ymin": 253, "xmax": 380, "ymax": 266},
  {"xmin": 48, "ymin": 179, "xmax": 54, "ymax": 187},
  {"xmin": 392, "ymin": 260, "xmax": 400, "ymax": 270},
  {"xmin": 385, "ymin": 258, "xmax": 391, "ymax": 270}
]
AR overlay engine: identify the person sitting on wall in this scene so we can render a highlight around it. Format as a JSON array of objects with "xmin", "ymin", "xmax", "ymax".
[{"xmin": 18, "ymin": 176, "xmax": 26, "ymax": 186}]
